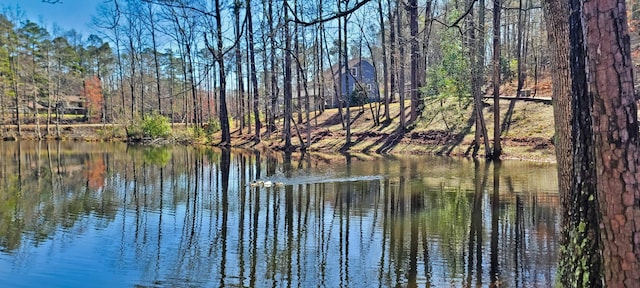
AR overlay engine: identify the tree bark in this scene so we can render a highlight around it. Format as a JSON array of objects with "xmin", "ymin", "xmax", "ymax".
[
  {"xmin": 472, "ymin": 0, "xmax": 491, "ymax": 158},
  {"xmin": 397, "ymin": 0, "xmax": 406, "ymax": 130},
  {"xmin": 343, "ymin": 1, "xmax": 351, "ymax": 148},
  {"xmin": 246, "ymin": 0, "xmax": 261, "ymax": 143},
  {"xmin": 388, "ymin": 0, "xmax": 397, "ymax": 123},
  {"xmin": 545, "ymin": 0, "xmax": 603, "ymax": 285},
  {"xmin": 214, "ymin": 0, "xmax": 230, "ymax": 145},
  {"xmin": 491, "ymin": 0, "xmax": 501, "ymax": 159},
  {"xmin": 234, "ymin": 2, "xmax": 245, "ymax": 135},
  {"xmin": 268, "ymin": 0, "xmax": 278, "ymax": 135},
  {"xmin": 579, "ymin": 0, "xmax": 640, "ymax": 285},
  {"xmin": 378, "ymin": 0, "xmax": 390, "ymax": 122},
  {"xmin": 283, "ymin": 0, "xmax": 293, "ymax": 150},
  {"xmin": 409, "ymin": 0, "xmax": 419, "ymax": 123}
]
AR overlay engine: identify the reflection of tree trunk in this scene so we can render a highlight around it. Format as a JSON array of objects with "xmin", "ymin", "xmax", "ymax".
[
  {"xmin": 514, "ymin": 192, "xmax": 524, "ymax": 286},
  {"xmin": 133, "ymin": 158, "xmax": 141, "ymax": 243},
  {"xmin": 219, "ymin": 148, "xmax": 230, "ymax": 286},
  {"xmin": 490, "ymin": 162, "xmax": 500, "ymax": 285},
  {"xmin": 155, "ymin": 166, "xmax": 163, "ymax": 279},
  {"xmin": 255, "ymin": 151, "xmax": 261, "ymax": 180},
  {"xmin": 269, "ymin": 183, "xmax": 278, "ymax": 287},
  {"xmin": 249, "ymin": 165, "xmax": 260, "ymax": 287},
  {"xmin": 378, "ymin": 172, "xmax": 390, "ymax": 285},
  {"xmin": 408, "ymin": 186, "xmax": 420, "ymax": 287},
  {"xmin": 284, "ymin": 151, "xmax": 292, "ymax": 177},
  {"xmin": 15, "ymin": 140, "xmax": 22, "ymax": 187},
  {"xmin": 467, "ymin": 160, "xmax": 487, "ymax": 286},
  {"xmin": 393, "ymin": 165, "xmax": 406, "ymax": 284},
  {"xmin": 285, "ymin": 182, "xmax": 293, "ymax": 286},
  {"xmin": 238, "ymin": 154, "xmax": 246, "ymax": 283},
  {"xmin": 421, "ymin": 194, "xmax": 432, "ymax": 286},
  {"xmin": 504, "ymin": 175, "xmax": 524, "ymax": 286}
]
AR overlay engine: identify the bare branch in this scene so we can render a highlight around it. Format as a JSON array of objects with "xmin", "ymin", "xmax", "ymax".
[
  {"xmin": 289, "ymin": 0, "xmax": 373, "ymax": 26},
  {"xmin": 142, "ymin": 0, "xmax": 217, "ymax": 17}
]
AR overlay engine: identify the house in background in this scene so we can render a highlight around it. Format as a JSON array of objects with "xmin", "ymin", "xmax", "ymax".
[
  {"xmin": 322, "ymin": 59, "xmax": 380, "ymax": 108},
  {"xmin": 60, "ymin": 95, "xmax": 87, "ymax": 115}
]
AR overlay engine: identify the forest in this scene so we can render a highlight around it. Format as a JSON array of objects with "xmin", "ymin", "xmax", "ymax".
[{"xmin": 0, "ymin": 0, "xmax": 557, "ymax": 157}]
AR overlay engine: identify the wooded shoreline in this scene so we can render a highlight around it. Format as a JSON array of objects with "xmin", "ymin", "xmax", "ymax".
[{"xmin": 1, "ymin": 100, "xmax": 557, "ymax": 162}]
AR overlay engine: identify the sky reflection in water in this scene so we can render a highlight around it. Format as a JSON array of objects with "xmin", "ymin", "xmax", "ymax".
[{"xmin": 0, "ymin": 142, "xmax": 559, "ymax": 287}]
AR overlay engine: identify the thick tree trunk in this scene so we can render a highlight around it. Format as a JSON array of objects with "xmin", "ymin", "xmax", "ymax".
[
  {"xmin": 580, "ymin": 0, "xmax": 640, "ymax": 285},
  {"xmin": 545, "ymin": 0, "xmax": 604, "ymax": 285},
  {"xmin": 543, "ymin": 1, "xmax": 600, "ymax": 286}
]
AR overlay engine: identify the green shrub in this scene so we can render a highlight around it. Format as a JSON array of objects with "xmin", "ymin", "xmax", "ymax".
[
  {"xmin": 143, "ymin": 114, "xmax": 172, "ymax": 138},
  {"xmin": 128, "ymin": 113, "xmax": 172, "ymax": 139},
  {"xmin": 205, "ymin": 119, "xmax": 221, "ymax": 135}
]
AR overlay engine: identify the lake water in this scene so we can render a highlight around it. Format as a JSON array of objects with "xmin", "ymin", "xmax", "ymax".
[{"xmin": 0, "ymin": 141, "xmax": 559, "ymax": 287}]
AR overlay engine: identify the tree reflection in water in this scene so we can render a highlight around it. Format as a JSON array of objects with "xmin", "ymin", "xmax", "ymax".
[{"xmin": 0, "ymin": 142, "xmax": 559, "ymax": 287}]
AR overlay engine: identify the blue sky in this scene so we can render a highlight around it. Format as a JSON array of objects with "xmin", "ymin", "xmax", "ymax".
[{"xmin": 2, "ymin": 0, "xmax": 103, "ymax": 35}]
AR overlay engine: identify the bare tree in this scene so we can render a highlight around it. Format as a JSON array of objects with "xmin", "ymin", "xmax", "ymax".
[
  {"xmin": 246, "ymin": 0, "xmax": 261, "ymax": 143},
  {"xmin": 491, "ymin": 0, "xmax": 501, "ymax": 159}
]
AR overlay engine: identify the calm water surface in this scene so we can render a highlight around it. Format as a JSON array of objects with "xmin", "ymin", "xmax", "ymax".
[{"xmin": 0, "ymin": 141, "xmax": 559, "ymax": 287}]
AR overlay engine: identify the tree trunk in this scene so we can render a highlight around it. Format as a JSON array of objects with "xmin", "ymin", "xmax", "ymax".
[
  {"xmin": 491, "ymin": 0, "xmax": 501, "ymax": 159},
  {"xmin": 579, "ymin": 0, "xmax": 640, "ymax": 285},
  {"xmin": 472, "ymin": 0, "xmax": 491, "ymax": 157},
  {"xmin": 234, "ymin": 2, "xmax": 245, "ymax": 135},
  {"xmin": 388, "ymin": 0, "xmax": 397, "ymax": 123},
  {"xmin": 544, "ymin": 0, "xmax": 603, "ymax": 286},
  {"xmin": 378, "ymin": 0, "xmax": 390, "ymax": 122},
  {"xmin": 215, "ymin": 0, "xmax": 230, "ymax": 145},
  {"xmin": 283, "ymin": 0, "xmax": 293, "ymax": 150},
  {"xmin": 343, "ymin": 2, "xmax": 351, "ymax": 148},
  {"xmin": 409, "ymin": 0, "xmax": 419, "ymax": 123},
  {"xmin": 10, "ymin": 56, "xmax": 20, "ymax": 137},
  {"xmin": 148, "ymin": 3, "xmax": 162, "ymax": 115},
  {"xmin": 516, "ymin": 0, "xmax": 524, "ymax": 98},
  {"xmin": 294, "ymin": 0, "xmax": 302, "ymax": 126},
  {"xmin": 246, "ymin": 0, "xmax": 261, "ymax": 143},
  {"xmin": 396, "ymin": 0, "xmax": 406, "ymax": 130},
  {"xmin": 268, "ymin": 0, "xmax": 278, "ymax": 135}
]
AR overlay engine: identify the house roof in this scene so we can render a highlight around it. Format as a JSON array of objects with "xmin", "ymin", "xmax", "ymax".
[
  {"xmin": 65, "ymin": 95, "xmax": 86, "ymax": 103},
  {"xmin": 319, "ymin": 58, "xmax": 373, "ymax": 83}
]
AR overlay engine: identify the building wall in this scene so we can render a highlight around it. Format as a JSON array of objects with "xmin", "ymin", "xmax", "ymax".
[{"xmin": 328, "ymin": 59, "xmax": 380, "ymax": 108}]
